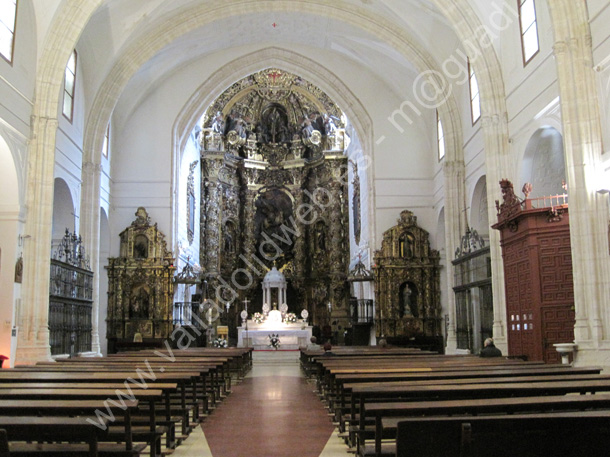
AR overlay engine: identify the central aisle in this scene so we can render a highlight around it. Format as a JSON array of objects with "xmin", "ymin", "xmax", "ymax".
[{"xmin": 202, "ymin": 350, "xmax": 337, "ymax": 457}]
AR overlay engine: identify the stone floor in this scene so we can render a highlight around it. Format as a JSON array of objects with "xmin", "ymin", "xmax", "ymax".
[{"xmin": 172, "ymin": 350, "xmax": 352, "ymax": 457}]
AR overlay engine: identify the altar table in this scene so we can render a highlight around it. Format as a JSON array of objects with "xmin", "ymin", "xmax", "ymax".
[{"xmin": 237, "ymin": 325, "xmax": 312, "ymax": 349}]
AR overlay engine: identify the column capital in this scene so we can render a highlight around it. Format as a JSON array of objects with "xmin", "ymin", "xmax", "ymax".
[{"xmin": 82, "ymin": 161, "xmax": 103, "ymax": 174}]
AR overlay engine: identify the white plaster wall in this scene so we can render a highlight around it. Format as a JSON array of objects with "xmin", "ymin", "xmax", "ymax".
[
  {"xmin": 0, "ymin": 135, "xmax": 20, "ymax": 366},
  {"xmin": 51, "ymin": 178, "xmax": 76, "ymax": 245},
  {"xmin": 54, "ymin": 43, "xmax": 87, "ymax": 235},
  {"xmin": 0, "ymin": 0, "xmax": 37, "ymax": 139},
  {"xmin": 591, "ymin": 0, "xmax": 610, "ymax": 165},
  {"xmin": 110, "ymin": 42, "xmax": 438, "ymax": 258}
]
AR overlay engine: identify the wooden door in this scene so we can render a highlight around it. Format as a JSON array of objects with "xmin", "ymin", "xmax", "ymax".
[{"xmin": 541, "ymin": 305, "xmax": 575, "ymax": 363}]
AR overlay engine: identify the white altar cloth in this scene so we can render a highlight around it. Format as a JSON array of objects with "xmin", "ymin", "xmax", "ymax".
[{"xmin": 237, "ymin": 324, "xmax": 312, "ymax": 349}]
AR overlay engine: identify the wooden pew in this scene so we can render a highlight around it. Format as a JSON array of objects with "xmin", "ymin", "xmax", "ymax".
[
  {"xmin": 0, "ymin": 399, "xmax": 137, "ymax": 443},
  {"xmin": 353, "ymin": 378, "xmax": 610, "ymax": 433},
  {"xmin": 370, "ymin": 393, "xmax": 610, "ymax": 456},
  {"xmin": 337, "ymin": 370, "xmax": 606, "ymax": 433},
  {"xmin": 0, "ymin": 388, "xmax": 164, "ymax": 457},
  {"xmin": 122, "ymin": 347, "xmax": 253, "ymax": 379},
  {"xmin": 0, "ymin": 429, "xmax": 7, "ymax": 457},
  {"xmin": 0, "ymin": 416, "xmax": 141, "ymax": 457},
  {"xmin": 395, "ymin": 410, "xmax": 610, "ymax": 457},
  {"xmin": 41, "ymin": 357, "xmax": 227, "ymax": 399},
  {"xmin": 2, "ymin": 368, "xmax": 198, "ymax": 444},
  {"xmin": 332, "ymin": 366, "xmax": 602, "ymax": 424}
]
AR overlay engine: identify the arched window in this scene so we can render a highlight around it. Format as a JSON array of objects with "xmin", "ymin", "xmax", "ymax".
[
  {"xmin": 0, "ymin": 0, "xmax": 17, "ymax": 63},
  {"xmin": 62, "ymin": 49, "xmax": 77, "ymax": 122}
]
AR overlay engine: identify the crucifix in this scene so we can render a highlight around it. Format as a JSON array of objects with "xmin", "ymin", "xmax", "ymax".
[
  {"xmin": 242, "ymin": 298, "xmax": 250, "ymax": 313},
  {"xmin": 269, "ymin": 70, "xmax": 281, "ymax": 84}
]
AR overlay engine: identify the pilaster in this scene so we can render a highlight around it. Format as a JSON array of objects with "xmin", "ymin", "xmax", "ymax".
[
  {"xmin": 548, "ymin": 0, "xmax": 610, "ymax": 360},
  {"xmin": 442, "ymin": 160, "xmax": 466, "ymax": 353},
  {"xmin": 15, "ymin": 115, "xmax": 57, "ymax": 364},
  {"xmin": 80, "ymin": 161, "xmax": 103, "ymax": 356}
]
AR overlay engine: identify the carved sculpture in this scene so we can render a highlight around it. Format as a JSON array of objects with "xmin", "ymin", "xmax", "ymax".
[
  {"xmin": 106, "ymin": 207, "xmax": 176, "ymax": 353},
  {"xmin": 373, "ymin": 210, "xmax": 442, "ymax": 341},
  {"xmin": 199, "ymin": 68, "xmax": 350, "ymax": 334}
]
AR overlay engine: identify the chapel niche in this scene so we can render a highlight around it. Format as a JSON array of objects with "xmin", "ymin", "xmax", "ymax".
[
  {"xmin": 373, "ymin": 210, "xmax": 442, "ymax": 349},
  {"xmin": 106, "ymin": 207, "xmax": 176, "ymax": 353},
  {"xmin": 198, "ymin": 68, "xmax": 350, "ymax": 341}
]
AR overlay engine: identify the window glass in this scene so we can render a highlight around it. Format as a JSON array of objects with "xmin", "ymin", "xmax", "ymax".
[{"xmin": 0, "ymin": 0, "xmax": 17, "ymax": 63}]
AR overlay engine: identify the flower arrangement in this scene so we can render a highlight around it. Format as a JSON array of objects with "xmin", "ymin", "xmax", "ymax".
[
  {"xmin": 268, "ymin": 333, "xmax": 280, "ymax": 350},
  {"xmin": 212, "ymin": 337, "xmax": 228, "ymax": 348},
  {"xmin": 283, "ymin": 312, "xmax": 298, "ymax": 323},
  {"xmin": 253, "ymin": 312, "xmax": 264, "ymax": 324}
]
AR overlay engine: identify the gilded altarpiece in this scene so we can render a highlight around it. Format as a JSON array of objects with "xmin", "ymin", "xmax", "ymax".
[
  {"xmin": 199, "ymin": 68, "xmax": 350, "ymax": 338},
  {"xmin": 106, "ymin": 208, "xmax": 176, "ymax": 353},
  {"xmin": 373, "ymin": 210, "xmax": 442, "ymax": 340}
]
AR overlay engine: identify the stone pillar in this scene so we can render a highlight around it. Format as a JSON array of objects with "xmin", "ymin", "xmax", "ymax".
[
  {"xmin": 80, "ymin": 161, "xmax": 103, "ymax": 356},
  {"xmin": 482, "ymin": 114, "xmax": 513, "ymax": 354},
  {"xmin": 548, "ymin": 0, "xmax": 610, "ymax": 364},
  {"xmin": 15, "ymin": 116, "xmax": 57, "ymax": 364},
  {"xmin": 442, "ymin": 160, "xmax": 467, "ymax": 353}
]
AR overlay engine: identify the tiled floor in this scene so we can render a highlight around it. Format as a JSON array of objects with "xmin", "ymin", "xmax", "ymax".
[{"xmin": 172, "ymin": 350, "xmax": 352, "ymax": 457}]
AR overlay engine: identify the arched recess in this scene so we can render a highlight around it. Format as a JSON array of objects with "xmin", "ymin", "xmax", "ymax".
[
  {"xmin": 470, "ymin": 176, "xmax": 489, "ymax": 239},
  {"xmin": 70, "ymin": 7, "xmax": 468, "ymax": 351},
  {"xmin": 73, "ymin": 6, "xmax": 466, "ymax": 356},
  {"xmin": 77, "ymin": 0, "xmax": 468, "ymax": 249},
  {"xmin": 169, "ymin": 48, "xmax": 377, "ymax": 247},
  {"xmin": 0, "ymin": 133, "xmax": 20, "ymax": 367},
  {"xmin": 519, "ymin": 127, "xmax": 566, "ymax": 198},
  {"xmin": 52, "ymin": 178, "xmax": 75, "ymax": 245},
  {"xmin": 429, "ymin": 0, "xmax": 510, "ymax": 349},
  {"xmin": 98, "ymin": 208, "xmax": 110, "ymax": 355},
  {"xmin": 27, "ymin": 0, "xmax": 505, "ymax": 362}
]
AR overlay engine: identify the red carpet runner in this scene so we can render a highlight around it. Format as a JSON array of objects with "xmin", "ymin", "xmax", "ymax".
[{"xmin": 202, "ymin": 375, "xmax": 335, "ymax": 457}]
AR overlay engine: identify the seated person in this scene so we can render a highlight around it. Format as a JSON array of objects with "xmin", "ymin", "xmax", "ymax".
[
  {"xmin": 307, "ymin": 336, "xmax": 321, "ymax": 351},
  {"xmin": 321, "ymin": 341, "xmax": 335, "ymax": 356},
  {"xmin": 480, "ymin": 337, "xmax": 503, "ymax": 357}
]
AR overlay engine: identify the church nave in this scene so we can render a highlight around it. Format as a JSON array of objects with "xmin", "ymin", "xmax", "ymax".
[{"xmin": 174, "ymin": 351, "xmax": 347, "ymax": 457}]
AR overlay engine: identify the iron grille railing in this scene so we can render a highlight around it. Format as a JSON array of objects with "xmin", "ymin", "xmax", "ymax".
[{"xmin": 49, "ymin": 230, "xmax": 93, "ymax": 356}]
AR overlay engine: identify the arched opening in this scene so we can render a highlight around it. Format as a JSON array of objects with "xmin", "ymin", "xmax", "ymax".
[
  {"xmin": 520, "ymin": 127, "xmax": 566, "ymax": 198},
  {"xmin": 470, "ymin": 176, "xmax": 489, "ymax": 241},
  {"xmin": 0, "ymin": 134, "xmax": 19, "ymax": 367},
  {"xmin": 189, "ymin": 67, "xmax": 358, "ymax": 344},
  {"xmin": 52, "ymin": 178, "xmax": 76, "ymax": 249}
]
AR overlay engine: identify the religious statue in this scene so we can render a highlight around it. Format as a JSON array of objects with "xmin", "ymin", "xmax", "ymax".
[
  {"xmin": 254, "ymin": 189, "xmax": 294, "ymax": 261},
  {"xmin": 14, "ymin": 256, "xmax": 23, "ymax": 284},
  {"xmin": 399, "ymin": 233, "xmax": 414, "ymax": 259},
  {"xmin": 130, "ymin": 287, "xmax": 150, "ymax": 319},
  {"xmin": 323, "ymin": 113, "xmax": 338, "ymax": 135},
  {"xmin": 134, "ymin": 234, "xmax": 148, "ymax": 258},
  {"xmin": 400, "ymin": 283, "xmax": 419, "ymax": 318},
  {"xmin": 301, "ymin": 119, "xmax": 314, "ymax": 139},
  {"xmin": 211, "ymin": 111, "xmax": 224, "ymax": 133},
  {"xmin": 315, "ymin": 221, "xmax": 326, "ymax": 253},
  {"xmin": 224, "ymin": 222, "xmax": 236, "ymax": 254}
]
